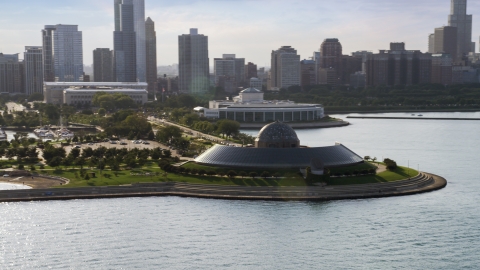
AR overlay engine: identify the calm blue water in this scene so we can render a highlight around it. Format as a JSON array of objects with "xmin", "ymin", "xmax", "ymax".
[{"xmin": 1, "ymin": 112, "xmax": 479, "ymax": 269}]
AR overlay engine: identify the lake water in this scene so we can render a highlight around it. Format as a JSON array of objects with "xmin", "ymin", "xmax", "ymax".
[{"xmin": 1, "ymin": 112, "xmax": 479, "ymax": 269}]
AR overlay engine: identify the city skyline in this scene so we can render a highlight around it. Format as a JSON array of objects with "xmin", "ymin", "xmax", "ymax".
[{"xmin": 1, "ymin": 0, "xmax": 480, "ymax": 67}]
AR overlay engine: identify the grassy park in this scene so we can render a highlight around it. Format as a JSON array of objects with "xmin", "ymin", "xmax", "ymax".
[{"xmin": 32, "ymin": 160, "xmax": 419, "ymax": 188}]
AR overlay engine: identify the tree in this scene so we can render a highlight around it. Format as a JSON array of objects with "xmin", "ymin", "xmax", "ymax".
[
  {"xmin": 260, "ymin": 171, "xmax": 270, "ymax": 179},
  {"xmin": 48, "ymin": 156, "xmax": 63, "ymax": 169},
  {"xmin": 227, "ymin": 170, "xmax": 237, "ymax": 179},
  {"xmin": 156, "ymin": 126, "xmax": 182, "ymax": 143},
  {"xmin": 216, "ymin": 120, "xmax": 240, "ymax": 138},
  {"xmin": 364, "ymin": 156, "xmax": 371, "ymax": 162},
  {"xmin": 71, "ymin": 148, "xmax": 81, "ymax": 159},
  {"xmin": 249, "ymin": 172, "xmax": 258, "ymax": 179},
  {"xmin": 75, "ymin": 157, "xmax": 87, "ymax": 169},
  {"xmin": 239, "ymin": 171, "xmax": 248, "ymax": 178},
  {"xmin": 147, "ymin": 130, "xmax": 155, "ymax": 140}
]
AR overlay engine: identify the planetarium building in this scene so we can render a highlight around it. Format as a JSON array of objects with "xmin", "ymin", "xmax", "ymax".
[{"xmin": 194, "ymin": 121, "xmax": 363, "ymax": 170}]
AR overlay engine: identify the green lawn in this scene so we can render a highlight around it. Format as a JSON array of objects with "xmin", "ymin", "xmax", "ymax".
[{"xmin": 41, "ymin": 162, "xmax": 417, "ymax": 188}]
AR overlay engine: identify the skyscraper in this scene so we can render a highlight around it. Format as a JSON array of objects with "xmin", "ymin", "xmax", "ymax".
[
  {"xmin": 448, "ymin": 0, "xmax": 473, "ymax": 60},
  {"xmin": 133, "ymin": 0, "xmax": 146, "ymax": 83},
  {"xmin": 428, "ymin": 34, "xmax": 436, "ymax": 53},
  {"xmin": 0, "ymin": 53, "xmax": 24, "ymax": 93},
  {"xmin": 270, "ymin": 46, "xmax": 301, "ymax": 90},
  {"xmin": 93, "ymin": 48, "xmax": 114, "ymax": 82},
  {"xmin": 145, "ymin": 17, "xmax": 157, "ymax": 93},
  {"xmin": 114, "ymin": 0, "xmax": 137, "ymax": 82},
  {"xmin": 434, "ymin": 26, "xmax": 458, "ymax": 61},
  {"xmin": 42, "ymin": 26, "xmax": 55, "ymax": 82},
  {"xmin": 319, "ymin": 39, "xmax": 343, "ymax": 85},
  {"xmin": 214, "ymin": 54, "xmax": 245, "ymax": 91},
  {"xmin": 24, "ymin": 46, "xmax": 44, "ymax": 95},
  {"xmin": 178, "ymin": 29, "xmax": 209, "ymax": 94},
  {"xmin": 245, "ymin": 62, "xmax": 258, "ymax": 81},
  {"xmin": 42, "ymin": 24, "xmax": 83, "ymax": 82}
]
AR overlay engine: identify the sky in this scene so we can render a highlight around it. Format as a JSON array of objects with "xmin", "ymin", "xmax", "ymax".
[{"xmin": 1, "ymin": 0, "xmax": 480, "ymax": 67}]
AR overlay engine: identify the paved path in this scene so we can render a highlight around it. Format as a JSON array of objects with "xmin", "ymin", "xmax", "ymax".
[{"xmin": 148, "ymin": 117, "xmax": 242, "ymax": 147}]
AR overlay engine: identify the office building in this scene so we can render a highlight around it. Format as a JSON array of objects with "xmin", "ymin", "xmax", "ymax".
[
  {"xmin": 366, "ymin": 43, "xmax": 432, "ymax": 87},
  {"xmin": 318, "ymin": 39, "xmax": 343, "ymax": 85},
  {"xmin": 133, "ymin": 0, "xmax": 146, "ymax": 83},
  {"xmin": 42, "ymin": 26, "xmax": 55, "ymax": 82},
  {"xmin": 448, "ymin": 0, "xmax": 473, "ymax": 60},
  {"xmin": 270, "ymin": 46, "xmax": 300, "ymax": 90},
  {"xmin": 434, "ymin": 26, "xmax": 458, "ymax": 61},
  {"xmin": 145, "ymin": 17, "xmax": 157, "ymax": 93},
  {"xmin": 178, "ymin": 28, "xmax": 209, "ymax": 94},
  {"xmin": 0, "ymin": 53, "xmax": 24, "ymax": 93},
  {"xmin": 245, "ymin": 62, "xmax": 258, "ymax": 81},
  {"xmin": 114, "ymin": 0, "xmax": 137, "ymax": 82},
  {"xmin": 93, "ymin": 48, "xmax": 114, "ymax": 82},
  {"xmin": 300, "ymin": 59, "xmax": 316, "ymax": 87},
  {"xmin": 429, "ymin": 34, "xmax": 436, "ymax": 53},
  {"xmin": 431, "ymin": 54, "xmax": 453, "ymax": 85},
  {"xmin": 42, "ymin": 24, "xmax": 83, "ymax": 82},
  {"xmin": 24, "ymin": 46, "xmax": 44, "ymax": 95},
  {"xmin": 214, "ymin": 54, "xmax": 245, "ymax": 91}
]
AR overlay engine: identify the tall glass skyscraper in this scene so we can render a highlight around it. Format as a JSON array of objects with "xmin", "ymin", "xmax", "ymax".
[
  {"xmin": 114, "ymin": 0, "xmax": 137, "ymax": 82},
  {"xmin": 133, "ymin": 0, "xmax": 146, "ymax": 83},
  {"xmin": 42, "ymin": 24, "xmax": 83, "ymax": 82},
  {"xmin": 448, "ymin": 0, "xmax": 473, "ymax": 60},
  {"xmin": 114, "ymin": 0, "xmax": 145, "ymax": 83}
]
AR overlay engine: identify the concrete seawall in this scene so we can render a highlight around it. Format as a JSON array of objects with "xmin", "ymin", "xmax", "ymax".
[
  {"xmin": 0, "ymin": 173, "xmax": 446, "ymax": 203},
  {"xmin": 347, "ymin": 116, "xmax": 480, "ymax": 121}
]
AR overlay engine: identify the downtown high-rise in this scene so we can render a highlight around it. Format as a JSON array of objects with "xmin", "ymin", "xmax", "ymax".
[
  {"xmin": 270, "ymin": 46, "xmax": 301, "ymax": 90},
  {"xmin": 113, "ymin": 0, "xmax": 146, "ymax": 83},
  {"xmin": 24, "ymin": 46, "xmax": 44, "ymax": 95},
  {"xmin": 93, "ymin": 48, "xmax": 114, "ymax": 82},
  {"xmin": 114, "ymin": 0, "xmax": 137, "ymax": 82},
  {"xmin": 448, "ymin": 0, "xmax": 473, "ymax": 61},
  {"xmin": 145, "ymin": 17, "xmax": 157, "ymax": 93},
  {"xmin": 178, "ymin": 29, "xmax": 209, "ymax": 94},
  {"xmin": 42, "ymin": 24, "xmax": 83, "ymax": 82}
]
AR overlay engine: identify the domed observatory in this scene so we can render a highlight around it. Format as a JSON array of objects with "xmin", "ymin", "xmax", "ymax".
[{"xmin": 255, "ymin": 121, "xmax": 300, "ymax": 148}]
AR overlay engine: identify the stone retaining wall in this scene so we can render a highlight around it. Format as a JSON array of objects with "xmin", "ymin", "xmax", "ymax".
[{"xmin": 0, "ymin": 172, "xmax": 446, "ymax": 203}]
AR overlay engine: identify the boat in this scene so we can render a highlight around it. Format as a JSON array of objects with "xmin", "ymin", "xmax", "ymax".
[{"xmin": 418, "ymin": 114, "xmax": 423, "ymax": 117}]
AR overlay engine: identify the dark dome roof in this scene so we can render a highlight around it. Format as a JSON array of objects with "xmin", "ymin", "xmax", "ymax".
[{"xmin": 256, "ymin": 121, "xmax": 299, "ymax": 143}]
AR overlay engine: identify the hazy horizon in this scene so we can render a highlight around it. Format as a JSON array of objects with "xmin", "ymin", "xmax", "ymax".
[{"xmin": 1, "ymin": 0, "xmax": 479, "ymax": 66}]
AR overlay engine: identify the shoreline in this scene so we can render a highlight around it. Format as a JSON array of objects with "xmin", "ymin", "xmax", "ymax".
[
  {"xmin": 346, "ymin": 116, "xmax": 480, "ymax": 121},
  {"xmin": 240, "ymin": 121, "xmax": 349, "ymax": 129},
  {"xmin": 0, "ymin": 172, "xmax": 447, "ymax": 203},
  {"xmin": 326, "ymin": 108, "xmax": 480, "ymax": 114}
]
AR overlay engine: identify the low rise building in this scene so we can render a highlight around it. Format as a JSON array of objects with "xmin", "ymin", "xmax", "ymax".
[
  {"xmin": 63, "ymin": 88, "xmax": 148, "ymax": 106},
  {"xmin": 44, "ymin": 82, "xmax": 148, "ymax": 104},
  {"xmin": 202, "ymin": 87, "xmax": 324, "ymax": 123}
]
